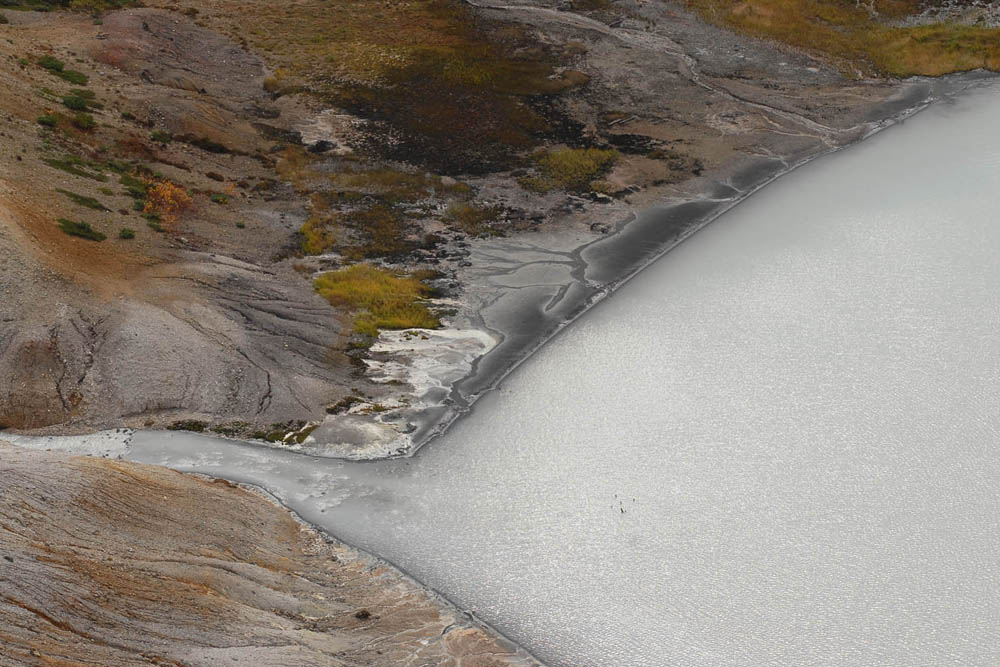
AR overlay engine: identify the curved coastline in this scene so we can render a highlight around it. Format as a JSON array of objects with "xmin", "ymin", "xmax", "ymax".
[
  {"xmin": 6, "ymin": 70, "xmax": 998, "ymax": 667},
  {"xmin": 404, "ymin": 70, "xmax": 996, "ymax": 456}
]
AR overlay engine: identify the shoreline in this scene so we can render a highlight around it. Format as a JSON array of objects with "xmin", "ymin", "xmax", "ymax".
[
  {"xmin": 391, "ymin": 69, "xmax": 997, "ymax": 458},
  {"xmin": 6, "ymin": 72, "xmax": 993, "ymax": 460},
  {"xmin": 7, "ymin": 71, "xmax": 997, "ymax": 667}
]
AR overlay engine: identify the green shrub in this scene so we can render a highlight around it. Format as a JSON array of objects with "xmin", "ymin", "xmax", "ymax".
[
  {"xmin": 120, "ymin": 173, "xmax": 150, "ymax": 200},
  {"xmin": 118, "ymin": 227, "xmax": 135, "ymax": 239},
  {"xmin": 62, "ymin": 95, "xmax": 88, "ymax": 111},
  {"xmin": 57, "ymin": 218, "xmax": 105, "ymax": 241},
  {"xmin": 36, "ymin": 114, "xmax": 58, "ymax": 127},
  {"xmin": 314, "ymin": 264, "xmax": 440, "ymax": 337},
  {"xmin": 54, "ymin": 69, "xmax": 88, "ymax": 85},
  {"xmin": 38, "ymin": 55, "xmax": 64, "ymax": 72},
  {"xmin": 57, "ymin": 188, "xmax": 109, "ymax": 210},
  {"xmin": 210, "ymin": 193, "xmax": 229, "ymax": 204},
  {"xmin": 151, "ymin": 130, "xmax": 172, "ymax": 144},
  {"xmin": 43, "ymin": 156, "xmax": 108, "ymax": 181},
  {"xmin": 71, "ymin": 112, "xmax": 95, "ymax": 130},
  {"xmin": 0, "ymin": 12, "xmax": 9, "ymax": 24}
]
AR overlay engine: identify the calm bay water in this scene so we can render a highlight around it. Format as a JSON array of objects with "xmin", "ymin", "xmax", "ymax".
[{"xmin": 127, "ymin": 82, "xmax": 1000, "ymax": 665}]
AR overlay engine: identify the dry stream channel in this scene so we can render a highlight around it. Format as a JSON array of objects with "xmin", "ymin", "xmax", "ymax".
[{"xmin": 13, "ymin": 81, "xmax": 1000, "ymax": 665}]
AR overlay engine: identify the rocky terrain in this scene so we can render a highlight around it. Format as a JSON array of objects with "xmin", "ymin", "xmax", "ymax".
[{"xmin": 0, "ymin": 441, "xmax": 536, "ymax": 666}]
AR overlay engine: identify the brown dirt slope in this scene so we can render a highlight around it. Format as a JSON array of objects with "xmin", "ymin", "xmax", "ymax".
[
  {"xmin": 0, "ymin": 9, "xmax": 365, "ymax": 433},
  {"xmin": 0, "ymin": 442, "xmax": 535, "ymax": 666}
]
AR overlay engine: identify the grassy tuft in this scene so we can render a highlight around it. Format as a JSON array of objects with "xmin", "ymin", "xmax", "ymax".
[
  {"xmin": 44, "ymin": 155, "xmax": 109, "ymax": 181},
  {"xmin": 314, "ymin": 264, "xmax": 440, "ymax": 337},
  {"xmin": 57, "ymin": 218, "xmax": 106, "ymax": 241},
  {"xmin": 56, "ymin": 69, "xmax": 88, "ymax": 85},
  {"xmin": 532, "ymin": 147, "xmax": 618, "ymax": 191},
  {"xmin": 300, "ymin": 193, "xmax": 338, "ymax": 255},
  {"xmin": 444, "ymin": 201, "xmax": 505, "ymax": 236}
]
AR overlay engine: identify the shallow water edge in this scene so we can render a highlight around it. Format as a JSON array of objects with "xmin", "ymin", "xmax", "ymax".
[{"xmin": 398, "ymin": 71, "xmax": 998, "ymax": 458}]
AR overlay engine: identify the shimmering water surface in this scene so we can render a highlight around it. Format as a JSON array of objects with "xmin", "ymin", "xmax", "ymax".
[{"xmin": 128, "ymin": 83, "xmax": 1000, "ymax": 665}]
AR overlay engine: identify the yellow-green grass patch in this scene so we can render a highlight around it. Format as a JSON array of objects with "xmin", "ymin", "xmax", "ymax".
[{"xmin": 314, "ymin": 264, "xmax": 440, "ymax": 337}]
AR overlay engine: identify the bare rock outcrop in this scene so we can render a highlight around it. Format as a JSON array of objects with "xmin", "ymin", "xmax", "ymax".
[{"xmin": 0, "ymin": 443, "xmax": 535, "ymax": 666}]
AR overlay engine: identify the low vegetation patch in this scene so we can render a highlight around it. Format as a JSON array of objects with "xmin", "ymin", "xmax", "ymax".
[
  {"xmin": 330, "ymin": 169, "xmax": 469, "ymax": 202},
  {"xmin": 57, "ymin": 218, "xmax": 105, "ymax": 241},
  {"xmin": 444, "ymin": 201, "xmax": 505, "ymax": 236},
  {"xmin": 61, "ymin": 95, "xmax": 88, "ymax": 111},
  {"xmin": 166, "ymin": 419, "xmax": 207, "ymax": 432},
  {"xmin": 300, "ymin": 193, "xmax": 338, "ymax": 255},
  {"xmin": 313, "ymin": 264, "xmax": 440, "ymax": 337},
  {"xmin": 38, "ymin": 55, "xmax": 64, "ymax": 71},
  {"xmin": 118, "ymin": 227, "xmax": 135, "ymax": 239},
  {"xmin": 685, "ymin": 0, "xmax": 1000, "ymax": 76},
  {"xmin": 210, "ymin": 422, "xmax": 250, "ymax": 437},
  {"xmin": 57, "ymin": 188, "xmax": 109, "ymax": 210},
  {"xmin": 118, "ymin": 171, "xmax": 192, "ymax": 227},
  {"xmin": 524, "ymin": 147, "xmax": 618, "ymax": 192},
  {"xmin": 275, "ymin": 147, "xmax": 321, "ymax": 192},
  {"xmin": 44, "ymin": 153, "xmax": 128, "ymax": 182},
  {"xmin": 342, "ymin": 205, "xmax": 414, "ymax": 260},
  {"xmin": 71, "ymin": 111, "xmax": 96, "ymax": 131},
  {"xmin": 143, "ymin": 180, "xmax": 191, "ymax": 224},
  {"xmin": 37, "ymin": 55, "xmax": 89, "ymax": 84},
  {"xmin": 235, "ymin": 0, "xmax": 588, "ymax": 173},
  {"xmin": 45, "ymin": 156, "xmax": 107, "ymax": 181}
]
